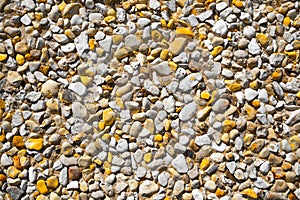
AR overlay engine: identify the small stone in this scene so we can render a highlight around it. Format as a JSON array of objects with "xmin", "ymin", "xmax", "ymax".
[
  {"xmin": 211, "ymin": 46, "xmax": 223, "ymax": 57},
  {"xmin": 271, "ymin": 180, "xmax": 288, "ymax": 192},
  {"xmin": 6, "ymin": 186, "xmax": 25, "ymax": 200},
  {"xmin": 12, "ymin": 136, "xmax": 25, "ymax": 149},
  {"xmin": 25, "ymin": 138, "xmax": 43, "ymax": 151},
  {"xmin": 125, "ymin": 34, "xmax": 140, "ymax": 50},
  {"xmin": 256, "ymin": 33, "xmax": 269, "ymax": 46},
  {"xmin": 68, "ymin": 82, "xmax": 87, "ymax": 96},
  {"xmin": 200, "ymin": 157, "xmax": 210, "ymax": 170},
  {"xmin": 144, "ymin": 80, "xmax": 159, "ymax": 95},
  {"xmin": 212, "ymin": 19, "xmax": 228, "ymax": 36},
  {"xmin": 72, "ymin": 102, "xmax": 88, "ymax": 120},
  {"xmin": 15, "ymin": 42, "xmax": 29, "ymax": 54},
  {"xmin": 176, "ymin": 27, "xmax": 194, "ymax": 37},
  {"xmin": 245, "ymin": 88, "xmax": 258, "ymax": 102},
  {"xmin": 68, "ymin": 166, "xmax": 81, "ymax": 180},
  {"xmin": 37, "ymin": 179, "xmax": 49, "ymax": 194},
  {"xmin": 286, "ymin": 109, "xmax": 300, "ymax": 126},
  {"xmin": 7, "ymin": 71, "xmax": 23, "ymax": 87},
  {"xmin": 241, "ymin": 188, "xmax": 258, "ymax": 199},
  {"xmin": 243, "ymin": 26, "xmax": 256, "ymax": 39},
  {"xmin": 41, "ymin": 80, "xmax": 59, "ymax": 98},
  {"xmin": 169, "ymin": 37, "xmax": 188, "ymax": 56},
  {"xmin": 174, "ymin": 180, "xmax": 185, "ymax": 196},
  {"xmin": 153, "ymin": 61, "xmax": 172, "ymax": 76},
  {"xmin": 139, "ymin": 180, "xmax": 159, "ymax": 197},
  {"xmin": 289, "ymin": 135, "xmax": 300, "ymax": 151},
  {"xmin": 248, "ymin": 38, "xmax": 261, "ymax": 55},
  {"xmin": 63, "ymin": 3, "xmax": 80, "ymax": 18},
  {"xmin": 46, "ymin": 176, "xmax": 59, "ymax": 189},
  {"xmin": 16, "ymin": 54, "xmax": 25, "ymax": 65},
  {"xmin": 172, "ymin": 154, "xmax": 188, "ymax": 173},
  {"xmin": 103, "ymin": 108, "xmax": 115, "ymax": 126},
  {"xmin": 179, "ymin": 101, "xmax": 197, "ymax": 122},
  {"xmin": 0, "ymin": 53, "xmax": 7, "ymax": 61},
  {"xmin": 7, "ymin": 166, "xmax": 21, "ymax": 178},
  {"xmin": 212, "ymin": 99, "xmax": 229, "ymax": 113},
  {"xmin": 179, "ymin": 73, "xmax": 202, "ymax": 92},
  {"xmin": 114, "ymin": 48, "xmax": 129, "ymax": 60},
  {"xmin": 204, "ymin": 180, "xmax": 216, "ymax": 192}
]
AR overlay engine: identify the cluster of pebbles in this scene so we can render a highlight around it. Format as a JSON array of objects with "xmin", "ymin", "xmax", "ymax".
[{"xmin": 1, "ymin": 0, "xmax": 300, "ymax": 199}]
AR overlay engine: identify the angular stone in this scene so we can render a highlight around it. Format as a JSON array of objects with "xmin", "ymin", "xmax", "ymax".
[
  {"xmin": 172, "ymin": 154, "xmax": 188, "ymax": 173},
  {"xmin": 169, "ymin": 37, "xmax": 188, "ymax": 56}
]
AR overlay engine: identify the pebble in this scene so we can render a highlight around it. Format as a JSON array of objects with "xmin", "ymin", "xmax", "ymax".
[
  {"xmin": 41, "ymin": 80, "xmax": 59, "ymax": 98},
  {"xmin": 169, "ymin": 37, "xmax": 188, "ymax": 56},
  {"xmin": 179, "ymin": 101, "xmax": 197, "ymax": 122},
  {"xmin": 139, "ymin": 180, "xmax": 159, "ymax": 197},
  {"xmin": 213, "ymin": 19, "xmax": 228, "ymax": 36},
  {"xmin": 172, "ymin": 154, "xmax": 188, "ymax": 173}
]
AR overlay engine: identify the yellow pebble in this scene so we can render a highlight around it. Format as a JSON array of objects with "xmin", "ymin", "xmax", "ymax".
[
  {"xmin": 65, "ymin": 29, "xmax": 76, "ymax": 40},
  {"xmin": 252, "ymin": 99, "xmax": 260, "ymax": 108},
  {"xmin": 161, "ymin": 19, "xmax": 167, "ymax": 28},
  {"xmin": 107, "ymin": 152, "xmax": 113, "ymax": 163},
  {"xmin": 244, "ymin": 134, "xmax": 254, "ymax": 145},
  {"xmin": 211, "ymin": 46, "xmax": 223, "ymax": 57},
  {"xmin": 0, "ymin": 174, "xmax": 6, "ymax": 181},
  {"xmin": 7, "ymin": 166, "xmax": 21, "ymax": 178},
  {"xmin": 169, "ymin": 61, "xmax": 178, "ymax": 71},
  {"xmin": 102, "ymin": 133, "xmax": 111, "ymax": 143},
  {"xmin": 122, "ymin": 1, "xmax": 131, "ymax": 10},
  {"xmin": 199, "ymin": 34, "xmax": 206, "ymax": 40},
  {"xmin": 46, "ymin": 176, "xmax": 59, "ymax": 189},
  {"xmin": 289, "ymin": 135, "xmax": 300, "ymax": 151},
  {"xmin": 154, "ymin": 134, "xmax": 163, "ymax": 142},
  {"xmin": 215, "ymin": 188, "xmax": 225, "ymax": 197},
  {"xmin": 0, "ymin": 131, "xmax": 5, "ymax": 142},
  {"xmin": 0, "ymin": 99, "xmax": 4, "ymax": 110},
  {"xmin": 0, "ymin": 54, "xmax": 7, "ymax": 61},
  {"xmin": 232, "ymin": 0, "xmax": 243, "ymax": 8},
  {"xmin": 296, "ymin": 91, "xmax": 300, "ymax": 99},
  {"xmin": 285, "ymin": 51, "xmax": 298, "ymax": 59},
  {"xmin": 160, "ymin": 49, "xmax": 169, "ymax": 61},
  {"xmin": 144, "ymin": 152, "xmax": 152, "ymax": 163},
  {"xmin": 249, "ymin": 81, "xmax": 259, "ymax": 90},
  {"xmin": 176, "ymin": 27, "xmax": 194, "ymax": 37},
  {"xmin": 283, "ymin": 17, "xmax": 291, "ymax": 26},
  {"xmin": 104, "ymin": 162, "xmax": 111, "ymax": 175},
  {"xmin": 241, "ymin": 188, "xmax": 258, "ymax": 199},
  {"xmin": 37, "ymin": 180, "xmax": 48, "ymax": 194},
  {"xmin": 167, "ymin": 19, "xmax": 175, "ymax": 29},
  {"xmin": 58, "ymin": 1, "xmax": 66, "ymax": 11},
  {"xmin": 113, "ymin": 35, "xmax": 124, "ymax": 45},
  {"xmin": 227, "ymin": 83, "xmax": 242, "ymax": 92},
  {"xmin": 200, "ymin": 91, "xmax": 210, "ymax": 100},
  {"xmin": 16, "ymin": 54, "xmax": 25, "ymax": 65},
  {"xmin": 107, "ymin": 8, "xmax": 116, "ymax": 16},
  {"xmin": 245, "ymin": 104, "xmax": 256, "ymax": 121},
  {"xmin": 256, "ymin": 33, "xmax": 269, "ymax": 46},
  {"xmin": 12, "ymin": 136, "xmax": 25, "ymax": 149},
  {"xmin": 272, "ymin": 68, "xmax": 283, "ymax": 81},
  {"xmin": 103, "ymin": 108, "xmax": 115, "ymax": 126},
  {"xmin": 223, "ymin": 120, "xmax": 236, "ymax": 133},
  {"xmin": 80, "ymin": 76, "xmax": 93, "ymax": 86},
  {"xmin": 89, "ymin": 39, "xmax": 95, "ymax": 51},
  {"xmin": 200, "ymin": 157, "xmax": 210, "ymax": 170},
  {"xmin": 104, "ymin": 16, "xmax": 116, "ymax": 23},
  {"xmin": 25, "ymin": 138, "xmax": 43, "ymax": 151}
]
